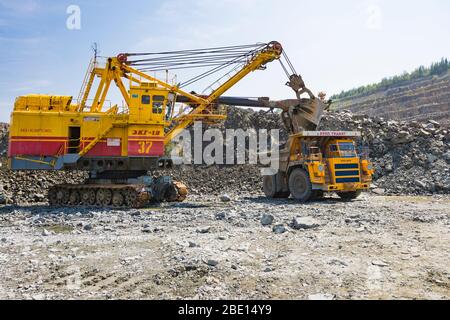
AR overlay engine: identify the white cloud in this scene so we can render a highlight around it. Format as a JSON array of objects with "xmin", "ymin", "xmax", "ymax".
[{"xmin": 366, "ymin": 4, "xmax": 383, "ymax": 31}]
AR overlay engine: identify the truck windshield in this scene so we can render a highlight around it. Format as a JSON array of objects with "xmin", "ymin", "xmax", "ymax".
[{"xmin": 338, "ymin": 142, "xmax": 357, "ymax": 157}]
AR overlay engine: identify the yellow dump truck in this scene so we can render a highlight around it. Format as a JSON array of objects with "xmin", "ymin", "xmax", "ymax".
[{"xmin": 263, "ymin": 131, "xmax": 374, "ymax": 201}]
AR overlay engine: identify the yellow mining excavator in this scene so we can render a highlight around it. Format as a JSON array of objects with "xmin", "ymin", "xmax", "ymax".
[{"xmin": 8, "ymin": 41, "xmax": 290, "ymax": 207}]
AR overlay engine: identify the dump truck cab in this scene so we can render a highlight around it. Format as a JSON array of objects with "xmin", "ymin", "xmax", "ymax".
[{"xmin": 264, "ymin": 131, "xmax": 374, "ymax": 201}]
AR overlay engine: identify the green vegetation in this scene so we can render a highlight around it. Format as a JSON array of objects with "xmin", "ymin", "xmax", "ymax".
[{"xmin": 331, "ymin": 58, "xmax": 450, "ymax": 100}]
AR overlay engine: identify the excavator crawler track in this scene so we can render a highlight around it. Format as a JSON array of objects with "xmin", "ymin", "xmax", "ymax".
[
  {"xmin": 47, "ymin": 180, "xmax": 188, "ymax": 208},
  {"xmin": 48, "ymin": 184, "xmax": 150, "ymax": 208}
]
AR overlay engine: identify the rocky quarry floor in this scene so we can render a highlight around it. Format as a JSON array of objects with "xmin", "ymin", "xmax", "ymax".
[
  {"xmin": 0, "ymin": 109, "xmax": 448, "ymax": 300},
  {"xmin": 0, "ymin": 194, "xmax": 448, "ymax": 300}
]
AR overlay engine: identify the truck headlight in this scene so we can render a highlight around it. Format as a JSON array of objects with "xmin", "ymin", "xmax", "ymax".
[
  {"xmin": 367, "ymin": 164, "xmax": 373, "ymax": 171},
  {"xmin": 318, "ymin": 164, "xmax": 324, "ymax": 172}
]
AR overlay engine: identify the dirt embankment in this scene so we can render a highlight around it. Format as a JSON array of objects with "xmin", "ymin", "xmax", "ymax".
[{"xmin": 332, "ymin": 72, "xmax": 450, "ymax": 125}]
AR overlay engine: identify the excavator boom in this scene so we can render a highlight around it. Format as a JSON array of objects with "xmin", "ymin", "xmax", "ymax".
[{"xmin": 181, "ymin": 94, "xmax": 329, "ymax": 133}]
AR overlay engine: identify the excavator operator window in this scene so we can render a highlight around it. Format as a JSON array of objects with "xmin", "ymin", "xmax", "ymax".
[
  {"xmin": 141, "ymin": 95, "xmax": 150, "ymax": 105},
  {"xmin": 152, "ymin": 95, "xmax": 165, "ymax": 114}
]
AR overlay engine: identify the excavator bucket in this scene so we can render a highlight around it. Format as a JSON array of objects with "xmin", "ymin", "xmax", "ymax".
[
  {"xmin": 289, "ymin": 98, "xmax": 327, "ymax": 131},
  {"xmin": 271, "ymin": 98, "xmax": 327, "ymax": 133}
]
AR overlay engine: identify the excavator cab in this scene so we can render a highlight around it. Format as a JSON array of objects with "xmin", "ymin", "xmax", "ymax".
[{"xmin": 129, "ymin": 83, "xmax": 169, "ymax": 124}]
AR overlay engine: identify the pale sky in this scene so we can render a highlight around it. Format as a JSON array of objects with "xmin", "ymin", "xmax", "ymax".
[{"xmin": 0, "ymin": 0, "xmax": 449, "ymax": 121}]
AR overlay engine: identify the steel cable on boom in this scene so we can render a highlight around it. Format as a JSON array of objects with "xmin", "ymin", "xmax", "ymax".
[
  {"xmin": 127, "ymin": 50, "xmax": 256, "ymax": 64},
  {"xmin": 282, "ymin": 50, "xmax": 297, "ymax": 75},
  {"xmin": 138, "ymin": 54, "xmax": 251, "ymax": 76},
  {"xmin": 129, "ymin": 53, "xmax": 252, "ymax": 66},
  {"xmin": 125, "ymin": 43, "xmax": 265, "ymax": 57},
  {"xmin": 124, "ymin": 42, "xmax": 287, "ymax": 90},
  {"xmin": 126, "ymin": 43, "xmax": 264, "ymax": 65},
  {"xmin": 126, "ymin": 44, "xmax": 265, "ymax": 68},
  {"xmin": 179, "ymin": 46, "xmax": 265, "ymax": 88},
  {"xmin": 131, "ymin": 54, "xmax": 251, "ymax": 68},
  {"xmin": 139, "ymin": 60, "xmax": 250, "ymax": 73},
  {"xmin": 132, "ymin": 46, "xmax": 264, "ymax": 71}
]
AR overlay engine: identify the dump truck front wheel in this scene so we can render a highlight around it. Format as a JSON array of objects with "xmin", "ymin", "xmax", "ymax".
[
  {"xmin": 337, "ymin": 190, "xmax": 362, "ymax": 201},
  {"xmin": 288, "ymin": 168, "xmax": 313, "ymax": 202}
]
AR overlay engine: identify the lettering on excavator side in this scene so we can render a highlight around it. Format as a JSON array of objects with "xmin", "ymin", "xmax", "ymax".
[
  {"xmin": 83, "ymin": 116, "xmax": 100, "ymax": 122},
  {"xmin": 20, "ymin": 128, "xmax": 52, "ymax": 133},
  {"xmin": 106, "ymin": 138, "xmax": 121, "ymax": 147},
  {"xmin": 131, "ymin": 129, "xmax": 161, "ymax": 136},
  {"xmin": 138, "ymin": 141, "xmax": 153, "ymax": 154}
]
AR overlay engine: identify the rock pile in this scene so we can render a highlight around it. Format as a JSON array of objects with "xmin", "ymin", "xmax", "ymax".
[
  {"xmin": 221, "ymin": 107, "xmax": 287, "ymax": 140},
  {"xmin": 0, "ymin": 168, "xmax": 86, "ymax": 204},
  {"xmin": 0, "ymin": 123, "xmax": 8, "ymax": 157},
  {"xmin": 319, "ymin": 111, "xmax": 450, "ymax": 195},
  {"xmin": 165, "ymin": 107, "xmax": 449, "ymax": 196},
  {"xmin": 160, "ymin": 164, "xmax": 263, "ymax": 197}
]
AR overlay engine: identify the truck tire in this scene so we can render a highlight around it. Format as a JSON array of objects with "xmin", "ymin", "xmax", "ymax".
[
  {"xmin": 288, "ymin": 168, "xmax": 313, "ymax": 202},
  {"xmin": 263, "ymin": 175, "xmax": 290, "ymax": 199},
  {"xmin": 337, "ymin": 190, "xmax": 362, "ymax": 201}
]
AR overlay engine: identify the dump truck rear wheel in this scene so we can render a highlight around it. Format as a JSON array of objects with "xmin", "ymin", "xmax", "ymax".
[
  {"xmin": 263, "ymin": 175, "xmax": 290, "ymax": 199},
  {"xmin": 263, "ymin": 175, "xmax": 276, "ymax": 198},
  {"xmin": 337, "ymin": 190, "xmax": 362, "ymax": 201},
  {"xmin": 288, "ymin": 168, "xmax": 312, "ymax": 202}
]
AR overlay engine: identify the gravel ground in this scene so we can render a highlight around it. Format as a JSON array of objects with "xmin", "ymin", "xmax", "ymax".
[{"xmin": 0, "ymin": 193, "xmax": 448, "ymax": 300}]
